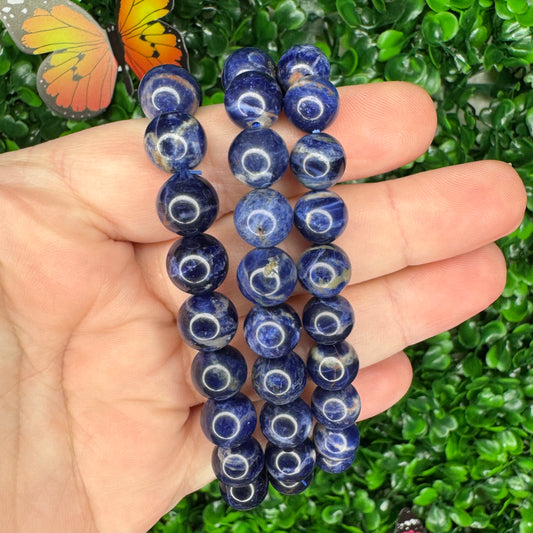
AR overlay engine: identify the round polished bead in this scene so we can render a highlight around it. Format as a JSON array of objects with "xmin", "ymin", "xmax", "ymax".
[
  {"xmin": 139, "ymin": 64, "xmax": 202, "ymax": 119},
  {"xmin": 212, "ymin": 437, "xmax": 264, "ymax": 486},
  {"xmin": 224, "ymin": 71, "xmax": 283, "ymax": 128},
  {"xmin": 228, "ymin": 127, "xmax": 289, "ymax": 188},
  {"xmin": 219, "ymin": 468, "xmax": 269, "ymax": 510},
  {"xmin": 237, "ymin": 247, "xmax": 297, "ymax": 307},
  {"xmin": 191, "ymin": 346, "xmax": 247, "ymax": 400},
  {"xmin": 201, "ymin": 392, "xmax": 257, "ymax": 447},
  {"xmin": 156, "ymin": 170, "xmax": 218, "ymax": 237},
  {"xmin": 167, "ymin": 233, "xmax": 228, "ymax": 294},
  {"xmin": 294, "ymin": 190, "xmax": 347, "ymax": 243},
  {"xmin": 265, "ymin": 439, "xmax": 316, "ymax": 483},
  {"xmin": 252, "ymin": 352, "xmax": 307, "ymax": 405},
  {"xmin": 290, "ymin": 133, "xmax": 345, "ymax": 190},
  {"xmin": 269, "ymin": 470, "xmax": 314, "ymax": 495},
  {"xmin": 311, "ymin": 385, "xmax": 361, "ymax": 430},
  {"xmin": 284, "ymin": 76, "xmax": 339, "ymax": 133},
  {"xmin": 277, "ymin": 44, "xmax": 330, "ymax": 91},
  {"xmin": 244, "ymin": 303, "xmax": 301, "ymax": 358},
  {"xmin": 316, "ymin": 451, "xmax": 355, "ymax": 474},
  {"xmin": 144, "ymin": 111, "xmax": 207, "ymax": 172},
  {"xmin": 222, "ymin": 47, "xmax": 276, "ymax": 89},
  {"xmin": 307, "ymin": 341, "xmax": 359, "ymax": 391},
  {"xmin": 297, "ymin": 244, "xmax": 351, "ymax": 298},
  {"xmin": 234, "ymin": 188, "xmax": 293, "ymax": 247},
  {"xmin": 177, "ymin": 292, "xmax": 238, "ymax": 351},
  {"xmin": 313, "ymin": 423, "xmax": 360, "ymax": 460},
  {"xmin": 302, "ymin": 295, "xmax": 354, "ymax": 345},
  {"xmin": 260, "ymin": 398, "xmax": 313, "ymax": 448}
]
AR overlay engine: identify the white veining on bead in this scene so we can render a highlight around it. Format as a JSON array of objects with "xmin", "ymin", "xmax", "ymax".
[
  {"xmin": 168, "ymin": 195, "xmax": 201, "ymax": 224},
  {"xmin": 222, "ymin": 453, "xmax": 250, "ymax": 480},
  {"xmin": 256, "ymin": 320, "xmax": 286, "ymax": 349},
  {"xmin": 263, "ymin": 369, "xmax": 291, "ymax": 395},
  {"xmin": 212, "ymin": 412, "xmax": 241, "ymax": 440},
  {"xmin": 189, "ymin": 313, "xmax": 221, "ymax": 340},
  {"xmin": 157, "ymin": 132, "xmax": 187, "ymax": 160},
  {"xmin": 306, "ymin": 208, "xmax": 333, "ymax": 233},
  {"xmin": 326, "ymin": 433, "xmax": 348, "ymax": 454},
  {"xmin": 302, "ymin": 152, "xmax": 330, "ymax": 178},
  {"xmin": 201, "ymin": 364, "xmax": 232, "ymax": 392},
  {"xmin": 238, "ymin": 91, "xmax": 266, "ymax": 115},
  {"xmin": 271, "ymin": 413, "xmax": 298, "ymax": 439},
  {"xmin": 314, "ymin": 311, "xmax": 342, "ymax": 336},
  {"xmin": 178, "ymin": 255, "xmax": 211, "ymax": 284},
  {"xmin": 318, "ymin": 356, "xmax": 346, "ymax": 383},
  {"xmin": 322, "ymin": 398, "xmax": 348, "ymax": 422}
]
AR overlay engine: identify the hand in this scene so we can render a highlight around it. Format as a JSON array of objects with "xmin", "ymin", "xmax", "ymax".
[{"xmin": 0, "ymin": 82, "xmax": 525, "ymax": 532}]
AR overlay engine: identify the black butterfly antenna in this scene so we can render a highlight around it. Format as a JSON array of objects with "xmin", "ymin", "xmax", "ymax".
[{"xmin": 106, "ymin": 24, "xmax": 135, "ymax": 96}]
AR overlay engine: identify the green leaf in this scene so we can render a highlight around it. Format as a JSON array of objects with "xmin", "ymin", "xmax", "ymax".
[
  {"xmin": 377, "ymin": 29, "xmax": 405, "ymax": 61},
  {"xmin": 274, "ymin": 0, "xmax": 306, "ymax": 30},
  {"xmin": 422, "ymin": 12, "xmax": 460, "ymax": 44},
  {"xmin": 413, "ymin": 487, "xmax": 438, "ymax": 506}
]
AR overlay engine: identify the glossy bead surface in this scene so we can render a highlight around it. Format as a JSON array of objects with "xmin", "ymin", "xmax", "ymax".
[
  {"xmin": 294, "ymin": 190, "xmax": 347, "ymax": 243},
  {"xmin": 191, "ymin": 346, "xmax": 247, "ymax": 400},
  {"xmin": 201, "ymin": 392, "xmax": 257, "ymax": 447},
  {"xmin": 316, "ymin": 451, "xmax": 355, "ymax": 474},
  {"xmin": 222, "ymin": 47, "xmax": 276, "ymax": 89},
  {"xmin": 229, "ymin": 127, "xmax": 289, "ymax": 188},
  {"xmin": 212, "ymin": 437, "xmax": 264, "ymax": 486},
  {"xmin": 177, "ymin": 292, "xmax": 238, "ymax": 351},
  {"xmin": 139, "ymin": 64, "xmax": 201, "ymax": 119},
  {"xmin": 269, "ymin": 471, "xmax": 313, "ymax": 495},
  {"xmin": 302, "ymin": 295, "xmax": 354, "ymax": 345},
  {"xmin": 307, "ymin": 341, "xmax": 359, "ymax": 391},
  {"xmin": 219, "ymin": 468, "xmax": 269, "ymax": 510},
  {"xmin": 311, "ymin": 385, "xmax": 361, "ymax": 430},
  {"xmin": 297, "ymin": 243, "xmax": 351, "ymax": 298},
  {"xmin": 244, "ymin": 303, "xmax": 301, "ymax": 358},
  {"xmin": 237, "ymin": 247, "xmax": 297, "ymax": 307},
  {"xmin": 290, "ymin": 133, "xmax": 345, "ymax": 190},
  {"xmin": 265, "ymin": 439, "xmax": 316, "ymax": 483},
  {"xmin": 313, "ymin": 423, "xmax": 360, "ymax": 460},
  {"xmin": 277, "ymin": 44, "xmax": 330, "ymax": 91},
  {"xmin": 234, "ymin": 188, "xmax": 293, "ymax": 247}
]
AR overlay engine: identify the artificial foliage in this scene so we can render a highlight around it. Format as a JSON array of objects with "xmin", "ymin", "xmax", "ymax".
[{"xmin": 0, "ymin": 1, "xmax": 532, "ymax": 532}]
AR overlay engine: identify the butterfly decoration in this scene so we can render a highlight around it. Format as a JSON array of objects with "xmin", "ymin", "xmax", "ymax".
[
  {"xmin": 0, "ymin": 0, "xmax": 188, "ymax": 119},
  {"xmin": 394, "ymin": 508, "xmax": 428, "ymax": 533}
]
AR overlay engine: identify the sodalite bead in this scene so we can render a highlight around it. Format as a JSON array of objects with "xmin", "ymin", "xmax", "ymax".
[
  {"xmin": 219, "ymin": 468, "xmax": 269, "ymax": 510},
  {"xmin": 157, "ymin": 170, "xmax": 218, "ymax": 237},
  {"xmin": 269, "ymin": 471, "xmax": 314, "ymax": 495},
  {"xmin": 294, "ymin": 190, "xmax": 347, "ymax": 244},
  {"xmin": 290, "ymin": 133, "xmax": 345, "ymax": 190},
  {"xmin": 311, "ymin": 385, "xmax": 361, "ymax": 430},
  {"xmin": 212, "ymin": 437, "xmax": 264, "ymax": 486},
  {"xmin": 139, "ymin": 64, "xmax": 202, "ymax": 119},
  {"xmin": 313, "ymin": 423, "xmax": 360, "ymax": 461},
  {"xmin": 265, "ymin": 439, "xmax": 316, "ymax": 483},
  {"xmin": 307, "ymin": 341, "xmax": 359, "ymax": 391},
  {"xmin": 222, "ymin": 47, "xmax": 276, "ymax": 89},
  {"xmin": 237, "ymin": 247, "xmax": 297, "ymax": 307},
  {"xmin": 200, "ymin": 392, "xmax": 257, "ymax": 447},
  {"xmin": 234, "ymin": 188, "xmax": 293, "ymax": 247},
  {"xmin": 302, "ymin": 295, "xmax": 354, "ymax": 345},
  {"xmin": 244, "ymin": 303, "xmax": 301, "ymax": 359},
  {"xmin": 316, "ymin": 451, "xmax": 355, "ymax": 474},
  {"xmin": 229, "ymin": 127, "xmax": 289, "ymax": 188},
  {"xmin": 284, "ymin": 76, "xmax": 339, "ymax": 133},
  {"xmin": 297, "ymin": 243, "xmax": 351, "ymax": 298},
  {"xmin": 177, "ymin": 292, "xmax": 238, "ymax": 351},
  {"xmin": 224, "ymin": 71, "xmax": 283, "ymax": 128},
  {"xmin": 144, "ymin": 111, "xmax": 207, "ymax": 172},
  {"xmin": 191, "ymin": 346, "xmax": 247, "ymax": 400},
  {"xmin": 252, "ymin": 352, "xmax": 307, "ymax": 405},
  {"xmin": 277, "ymin": 44, "xmax": 330, "ymax": 91}
]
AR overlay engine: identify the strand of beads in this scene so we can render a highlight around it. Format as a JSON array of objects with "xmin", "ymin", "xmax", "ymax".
[{"xmin": 278, "ymin": 45, "xmax": 362, "ymax": 474}]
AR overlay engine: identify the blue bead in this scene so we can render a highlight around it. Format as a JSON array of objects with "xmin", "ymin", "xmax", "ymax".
[
  {"xmin": 144, "ymin": 111, "xmax": 207, "ymax": 172},
  {"xmin": 260, "ymin": 398, "xmax": 313, "ymax": 448},
  {"xmin": 156, "ymin": 170, "xmax": 219, "ymax": 236},
  {"xmin": 302, "ymin": 295, "xmax": 354, "ymax": 345},
  {"xmin": 290, "ymin": 133, "xmax": 345, "ymax": 190},
  {"xmin": 212, "ymin": 437, "xmax": 264, "ymax": 486},
  {"xmin": 265, "ymin": 439, "xmax": 316, "ymax": 483},
  {"xmin": 277, "ymin": 44, "xmax": 330, "ymax": 91},
  {"xmin": 297, "ymin": 244, "xmax": 351, "ymax": 298},
  {"xmin": 307, "ymin": 341, "xmax": 359, "ymax": 391},
  {"xmin": 234, "ymin": 189, "xmax": 293, "ymax": 248},
  {"xmin": 200, "ymin": 392, "xmax": 257, "ymax": 447},
  {"xmin": 177, "ymin": 292, "xmax": 238, "ymax": 351},
  {"xmin": 284, "ymin": 76, "xmax": 339, "ymax": 133},
  {"xmin": 269, "ymin": 471, "xmax": 313, "ymax": 495},
  {"xmin": 311, "ymin": 385, "xmax": 361, "ymax": 430},
  {"xmin": 313, "ymin": 423, "xmax": 360, "ymax": 460},
  {"xmin": 229, "ymin": 127, "xmax": 289, "ymax": 188},
  {"xmin": 237, "ymin": 247, "xmax": 297, "ymax": 307},
  {"xmin": 294, "ymin": 190, "xmax": 347, "ymax": 243},
  {"xmin": 222, "ymin": 47, "xmax": 276, "ymax": 89},
  {"xmin": 244, "ymin": 303, "xmax": 301, "ymax": 358},
  {"xmin": 224, "ymin": 71, "xmax": 283, "ymax": 128},
  {"xmin": 167, "ymin": 233, "xmax": 228, "ymax": 294},
  {"xmin": 139, "ymin": 64, "xmax": 202, "ymax": 119},
  {"xmin": 219, "ymin": 468, "xmax": 269, "ymax": 510},
  {"xmin": 252, "ymin": 352, "xmax": 307, "ymax": 405},
  {"xmin": 316, "ymin": 451, "xmax": 355, "ymax": 474},
  {"xmin": 191, "ymin": 346, "xmax": 247, "ymax": 400}
]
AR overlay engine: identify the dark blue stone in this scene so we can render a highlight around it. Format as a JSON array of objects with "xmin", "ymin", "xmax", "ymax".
[
  {"xmin": 156, "ymin": 169, "xmax": 219, "ymax": 237},
  {"xmin": 313, "ymin": 423, "xmax": 360, "ymax": 460},
  {"xmin": 311, "ymin": 385, "xmax": 361, "ymax": 430},
  {"xmin": 277, "ymin": 44, "xmax": 330, "ymax": 91},
  {"xmin": 212, "ymin": 437, "xmax": 264, "ymax": 486},
  {"xmin": 237, "ymin": 247, "xmax": 297, "ymax": 307},
  {"xmin": 224, "ymin": 71, "xmax": 283, "ymax": 128},
  {"xmin": 269, "ymin": 470, "xmax": 313, "ymax": 495},
  {"xmin": 144, "ymin": 111, "xmax": 207, "ymax": 172},
  {"xmin": 222, "ymin": 47, "xmax": 276, "ymax": 89},
  {"xmin": 139, "ymin": 64, "xmax": 202, "ymax": 119},
  {"xmin": 307, "ymin": 341, "xmax": 359, "ymax": 391},
  {"xmin": 302, "ymin": 295, "xmax": 354, "ymax": 345},
  {"xmin": 234, "ymin": 188, "xmax": 293, "ymax": 248},
  {"xmin": 252, "ymin": 352, "xmax": 307, "ymax": 405},
  {"xmin": 244, "ymin": 303, "xmax": 301, "ymax": 358},
  {"xmin": 316, "ymin": 451, "xmax": 355, "ymax": 474},
  {"xmin": 294, "ymin": 190, "xmax": 347, "ymax": 243},
  {"xmin": 297, "ymin": 243, "xmax": 351, "ymax": 298},
  {"xmin": 290, "ymin": 133, "xmax": 345, "ymax": 190},
  {"xmin": 260, "ymin": 398, "xmax": 313, "ymax": 448},
  {"xmin": 265, "ymin": 439, "xmax": 316, "ymax": 483},
  {"xmin": 177, "ymin": 292, "xmax": 238, "ymax": 351},
  {"xmin": 229, "ymin": 127, "xmax": 289, "ymax": 188},
  {"xmin": 200, "ymin": 392, "xmax": 257, "ymax": 447},
  {"xmin": 219, "ymin": 467, "xmax": 269, "ymax": 510},
  {"xmin": 191, "ymin": 346, "xmax": 247, "ymax": 400}
]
